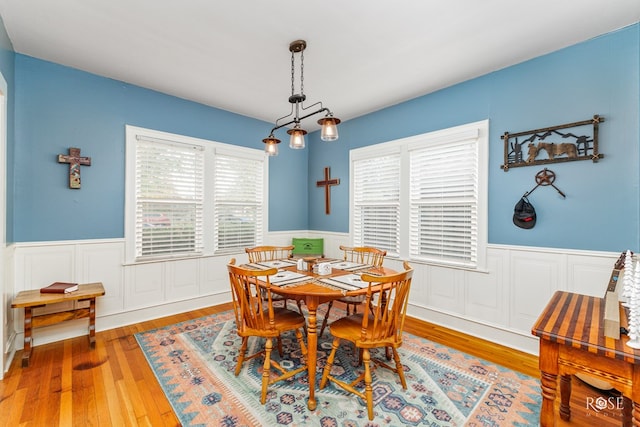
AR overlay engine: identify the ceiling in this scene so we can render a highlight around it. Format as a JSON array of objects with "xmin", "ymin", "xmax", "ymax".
[{"xmin": 0, "ymin": 1, "xmax": 638, "ymax": 132}]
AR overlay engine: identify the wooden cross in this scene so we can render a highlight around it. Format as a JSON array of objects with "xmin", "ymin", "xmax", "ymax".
[
  {"xmin": 316, "ymin": 167, "xmax": 340, "ymax": 215},
  {"xmin": 58, "ymin": 147, "xmax": 91, "ymax": 189}
]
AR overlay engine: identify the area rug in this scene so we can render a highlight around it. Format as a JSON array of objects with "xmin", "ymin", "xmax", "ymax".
[{"xmin": 135, "ymin": 309, "xmax": 541, "ymax": 426}]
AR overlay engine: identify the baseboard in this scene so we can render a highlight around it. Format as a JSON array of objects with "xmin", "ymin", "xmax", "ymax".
[
  {"xmin": 408, "ymin": 303, "xmax": 540, "ymax": 356},
  {"xmin": 2, "ymin": 331, "xmax": 16, "ymax": 377}
]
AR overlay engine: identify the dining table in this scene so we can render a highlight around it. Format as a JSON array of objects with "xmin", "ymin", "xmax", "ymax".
[{"xmin": 247, "ymin": 257, "xmax": 396, "ymax": 411}]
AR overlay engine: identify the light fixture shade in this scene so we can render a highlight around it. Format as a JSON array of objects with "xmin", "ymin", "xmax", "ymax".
[
  {"xmin": 318, "ymin": 116, "xmax": 341, "ymax": 141},
  {"xmin": 287, "ymin": 126, "xmax": 307, "ymax": 149},
  {"xmin": 262, "ymin": 136, "xmax": 281, "ymax": 156}
]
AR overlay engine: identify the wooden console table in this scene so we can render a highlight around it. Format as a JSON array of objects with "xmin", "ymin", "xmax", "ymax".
[
  {"xmin": 532, "ymin": 290, "xmax": 640, "ymax": 426},
  {"xmin": 11, "ymin": 282, "xmax": 105, "ymax": 367}
]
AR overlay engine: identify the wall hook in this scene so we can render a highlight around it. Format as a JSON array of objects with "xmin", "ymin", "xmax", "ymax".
[{"xmin": 524, "ymin": 168, "xmax": 566, "ymax": 198}]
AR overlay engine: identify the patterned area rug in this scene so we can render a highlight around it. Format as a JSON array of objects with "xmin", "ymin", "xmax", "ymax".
[{"xmin": 135, "ymin": 309, "xmax": 541, "ymax": 426}]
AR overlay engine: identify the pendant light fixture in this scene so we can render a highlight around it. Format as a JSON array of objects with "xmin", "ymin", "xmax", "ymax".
[{"xmin": 262, "ymin": 40, "xmax": 341, "ymax": 156}]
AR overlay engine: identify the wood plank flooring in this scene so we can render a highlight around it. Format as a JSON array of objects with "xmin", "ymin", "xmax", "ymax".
[{"xmin": 0, "ymin": 302, "xmax": 626, "ymax": 426}]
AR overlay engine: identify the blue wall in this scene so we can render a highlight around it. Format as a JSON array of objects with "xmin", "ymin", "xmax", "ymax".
[
  {"xmin": 7, "ymin": 24, "xmax": 640, "ymax": 253},
  {"xmin": 0, "ymin": 16, "xmax": 15, "ymax": 243},
  {"xmin": 12, "ymin": 55, "xmax": 310, "ymax": 241},
  {"xmin": 308, "ymin": 24, "xmax": 640, "ymax": 252}
]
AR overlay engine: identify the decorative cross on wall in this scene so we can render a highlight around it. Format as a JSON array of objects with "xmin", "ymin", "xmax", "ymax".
[
  {"xmin": 316, "ymin": 167, "xmax": 340, "ymax": 215},
  {"xmin": 58, "ymin": 147, "xmax": 91, "ymax": 189}
]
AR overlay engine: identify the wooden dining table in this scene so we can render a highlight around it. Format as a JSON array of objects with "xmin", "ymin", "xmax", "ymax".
[{"xmin": 251, "ymin": 258, "xmax": 395, "ymax": 411}]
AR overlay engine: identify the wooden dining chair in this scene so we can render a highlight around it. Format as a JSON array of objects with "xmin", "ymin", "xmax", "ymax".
[
  {"xmin": 319, "ymin": 261, "xmax": 413, "ymax": 420},
  {"xmin": 319, "ymin": 245, "xmax": 387, "ymax": 336},
  {"xmin": 227, "ymin": 259, "xmax": 308, "ymax": 404},
  {"xmin": 245, "ymin": 245, "xmax": 294, "ymax": 263},
  {"xmin": 245, "ymin": 245, "xmax": 304, "ymax": 315}
]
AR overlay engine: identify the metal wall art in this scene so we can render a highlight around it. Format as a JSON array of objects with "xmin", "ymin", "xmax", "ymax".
[
  {"xmin": 500, "ymin": 115, "xmax": 604, "ymax": 171},
  {"xmin": 524, "ymin": 168, "xmax": 565, "ymax": 198}
]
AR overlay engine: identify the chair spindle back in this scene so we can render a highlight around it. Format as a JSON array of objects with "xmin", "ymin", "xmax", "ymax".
[
  {"xmin": 246, "ymin": 245, "xmax": 294, "ymax": 263},
  {"xmin": 360, "ymin": 261, "xmax": 413, "ymax": 344},
  {"xmin": 339, "ymin": 245, "xmax": 386, "ymax": 267},
  {"xmin": 227, "ymin": 259, "xmax": 279, "ymax": 335}
]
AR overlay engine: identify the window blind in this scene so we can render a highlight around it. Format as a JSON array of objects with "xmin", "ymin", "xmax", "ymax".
[
  {"xmin": 213, "ymin": 153, "xmax": 264, "ymax": 253},
  {"xmin": 353, "ymin": 154, "xmax": 401, "ymax": 256},
  {"xmin": 409, "ymin": 137, "xmax": 478, "ymax": 266},
  {"xmin": 135, "ymin": 139, "xmax": 204, "ymax": 258}
]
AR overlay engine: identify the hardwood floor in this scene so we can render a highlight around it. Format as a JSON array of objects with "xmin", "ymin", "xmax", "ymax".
[{"xmin": 0, "ymin": 302, "xmax": 626, "ymax": 426}]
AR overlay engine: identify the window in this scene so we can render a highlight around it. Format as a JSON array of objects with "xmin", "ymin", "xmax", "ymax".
[
  {"xmin": 350, "ymin": 121, "xmax": 488, "ymax": 270},
  {"xmin": 125, "ymin": 126, "xmax": 266, "ymax": 262},
  {"xmin": 352, "ymin": 150, "xmax": 401, "ymax": 257},
  {"xmin": 134, "ymin": 138, "xmax": 204, "ymax": 258},
  {"xmin": 213, "ymin": 150, "xmax": 264, "ymax": 252}
]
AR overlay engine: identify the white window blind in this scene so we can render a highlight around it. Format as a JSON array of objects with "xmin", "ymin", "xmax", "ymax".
[
  {"xmin": 125, "ymin": 126, "xmax": 267, "ymax": 263},
  {"xmin": 135, "ymin": 138, "xmax": 204, "ymax": 259},
  {"xmin": 409, "ymin": 136, "xmax": 478, "ymax": 267},
  {"xmin": 214, "ymin": 153, "xmax": 264, "ymax": 253},
  {"xmin": 350, "ymin": 121, "xmax": 487, "ymax": 270},
  {"xmin": 353, "ymin": 154, "xmax": 401, "ymax": 256}
]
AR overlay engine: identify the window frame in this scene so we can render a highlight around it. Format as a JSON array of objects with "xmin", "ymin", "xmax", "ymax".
[
  {"xmin": 349, "ymin": 120, "xmax": 488, "ymax": 271},
  {"xmin": 125, "ymin": 125, "xmax": 268, "ymax": 263}
]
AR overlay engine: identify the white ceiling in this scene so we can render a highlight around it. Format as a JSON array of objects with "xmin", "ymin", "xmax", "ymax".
[{"xmin": 0, "ymin": 0, "xmax": 638, "ymax": 131}]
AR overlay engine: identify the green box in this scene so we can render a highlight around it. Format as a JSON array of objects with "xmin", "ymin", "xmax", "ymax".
[{"xmin": 292, "ymin": 238, "xmax": 324, "ymax": 257}]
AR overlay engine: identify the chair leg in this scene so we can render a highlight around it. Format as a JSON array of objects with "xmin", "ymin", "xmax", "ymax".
[
  {"xmin": 261, "ymin": 338, "xmax": 273, "ymax": 404},
  {"xmin": 295, "ymin": 328, "xmax": 308, "ymax": 364},
  {"xmin": 235, "ymin": 337, "xmax": 248, "ymax": 376},
  {"xmin": 362, "ymin": 348, "xmax": 374, "ymax": 421},
  {"xmin": 295, "ymin": 300, "xmax": 308, "ymax": 335},
  {"xmin": 320, "ymin": 337, "xmax": 340, "ymax": 389},
  {"xmin": 392, "ymin": 347, "xmax": 407, "ymax": 389},
  {"xmin": 319, "ymin": 301, "xmax": 334, "ymax": 337},
  {"xmin": 348, "ymin": 302, "xmax": 359, "ymax": 315},
  {"xmin": 277, "ymin": 336, "xmax": 284, "ymax": 357}
]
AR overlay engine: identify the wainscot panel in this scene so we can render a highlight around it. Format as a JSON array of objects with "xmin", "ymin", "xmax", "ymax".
[
  {"xmin": 77, "ymin": 241, "xmax": 124, "ymax": 315},
  {"xmin": 427, "ymin": 265, "xmax": 464, "ymax": 313},
  {"xmin": 124, "ymin": 261, "xmax": 166, "ymax": 310},
  {"xmin": 165, "ymin": 258, "xmax": 200, "ymax": 302},
  {"xmin": 509, "ymin": 249, "xmax": 562, "ymax": 333},
  {"xmin": 464, "ymin": 252, "xmax": 507, "ymax": 326},
  {"xmin": 8, "ymin": 237, "xmax": 621, "ymax": 363}
]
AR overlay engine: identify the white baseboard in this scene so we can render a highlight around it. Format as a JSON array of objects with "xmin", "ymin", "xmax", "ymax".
[{"xmin": 408, "ymin": 303, "xmax": 540, "ymax": 355}]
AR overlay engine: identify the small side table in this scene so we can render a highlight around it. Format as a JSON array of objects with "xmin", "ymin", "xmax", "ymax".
[
  {"xmin": 532, "ymin": 291, "xmax": 640, "ymax": 426},
  {"xmin": 11, "ymin": 282, "xmax": 105, "ymax": 367}
]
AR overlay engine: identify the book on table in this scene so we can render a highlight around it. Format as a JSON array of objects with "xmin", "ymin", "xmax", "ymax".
[{"xmin": 40, "ymin": 282, "xmax": 79, "ymax": 294}]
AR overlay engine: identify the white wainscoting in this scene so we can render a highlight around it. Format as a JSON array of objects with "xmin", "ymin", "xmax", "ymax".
[{"xmin": 8, "ymin": 235, "xmax": 619, "ymax": 364}]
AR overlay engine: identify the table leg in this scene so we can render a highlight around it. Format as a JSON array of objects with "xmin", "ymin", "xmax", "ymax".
[
  {"xmin": 305, "ymin": 296, "xmax": 319, "ymax": 411},
  {"xmin": 559, "ymin": 374, "xmax": 571, "ymax": 421},
  {"xmin": 88, "ymin": 297, "xmax": 97, "ymax": 348},
  {"xmin": 539, "ymin": 340, "xmax": 559, "ymax": 427},
  {"xmin": 630, "ymin": 399, "xmax": 640, "ymax": 427},
  {"xmin": 632, "ymin": 363, "xmax": 640, "ymax": 427},
  {"xmin": 621, "ymin": 396, "xmax": 632, "ymax": 427},
  {"xmin": 22, "ymin": 307, "xmax": 33, "ymax": 367}
]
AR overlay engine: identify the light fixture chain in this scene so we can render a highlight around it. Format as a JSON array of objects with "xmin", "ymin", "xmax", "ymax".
[
  {"xmin": 290, "ymin": 50, "xmax": 295, "ymax": 97},
  {"xmin": 300, "ymin": 49, "xmax": 304, "ymax": 97}
]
